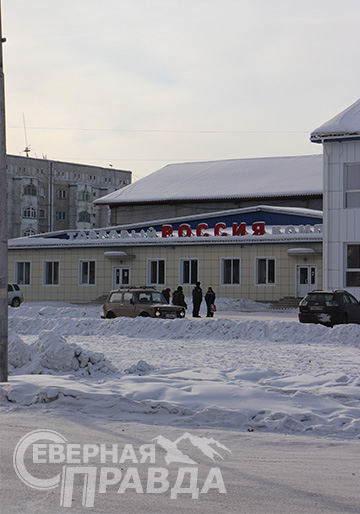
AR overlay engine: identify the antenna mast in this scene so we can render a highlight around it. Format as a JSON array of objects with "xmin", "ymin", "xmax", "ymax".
[{"xmin": 22, "ymin": 113, "xmax": 30, "ymax": 157}]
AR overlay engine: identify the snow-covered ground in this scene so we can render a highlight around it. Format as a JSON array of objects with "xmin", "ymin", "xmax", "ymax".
[{"xmin": 2, "ymin": 298, "xmax": 360, "ymax": 440}]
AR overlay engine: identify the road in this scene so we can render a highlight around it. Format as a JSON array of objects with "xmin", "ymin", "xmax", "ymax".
[{"xmin": 1, "ymin": 411, "xmax": 359, "ymax": 514}]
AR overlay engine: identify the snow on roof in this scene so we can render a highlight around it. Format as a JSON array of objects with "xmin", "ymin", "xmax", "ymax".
[
  {"xmin": 94, "ymin": 155, "xmax": 323, "ymax": 205},
  {"xmin": 310, "ymin": 98, "xmax": 360, "ymax": 143},
  {"xmin": 105, "ymin": 204, "xmax": 323, "ymax": 232}
]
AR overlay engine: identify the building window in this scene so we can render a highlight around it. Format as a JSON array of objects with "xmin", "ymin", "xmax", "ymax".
[
  {"xmin": 43, "ymin": 261, "xmax": 59, "ymax": 285},
  {"xmin": 255, "ymin": 257, "xmax": 275, "ymax": 285},
  {"xmin": 345, "ymin": 164, "xmax": 360, "ymax": 208},
  {"xmin": 39, "ymin": 187, "xmax": 46, "ymax": 197},
  {"xmin": 39, "ymin": 209, "xmax": 46, "ymax": 218},
  {"xmin": 147, "ymin": 259, "xmax": 165, "ymax": 285},
  {"xmin": 221, "ymin": 258, "xmax": 240, "ymax": 285},
  {"xmin": 23, "ymin": 206, "xmax": 37, "ymax": 219},
  {"xmin": 15, "ymin": 261, "xmax": 31, "ymax": 285},
  {"xmin": 56, "ymin": 189, "xmax": 67, "ymax": 199},
  {"xmin": 79, "ymin": 191, "xmax": 91, "ymax": 202},
  {"xmin": 180, "ymin": 259, "xmax": 198, "ymax": 285},
  {"xmin": 56, "ymin": 211, "xmax": 66, "ymax": 221},
  {"xmin": 78, "ymin": 211, "xmax": 91, "ymax": 223},
  {"xmin": 346, "ymin": 244, "xmax": 360, "ymax": 286},
  {"xmin": 24, "ymin": 184, "xmax": 37, "ymax": 196},
  {"xmin": 23, "ymin": 228, "xmax": 36, "ymax": 236},
  {"xmin": 79, "ymin": 260, "xmax": 96, "ymax": 285}
]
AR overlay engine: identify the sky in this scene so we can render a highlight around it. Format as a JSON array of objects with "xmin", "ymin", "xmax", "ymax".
[{"xmin": 2, "ymin": 0, "xmax": 360, "ymax": 181}]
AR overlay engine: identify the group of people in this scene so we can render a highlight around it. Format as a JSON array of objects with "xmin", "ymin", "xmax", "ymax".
[{"xmin": 162, "ymin": 282, "xmax": 216, "ymax": 318}]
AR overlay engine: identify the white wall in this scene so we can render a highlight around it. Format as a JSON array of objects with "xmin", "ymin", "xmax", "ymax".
[{"xmin": 323, "ymin": 140, "xmax": 360, "ymax": 296}]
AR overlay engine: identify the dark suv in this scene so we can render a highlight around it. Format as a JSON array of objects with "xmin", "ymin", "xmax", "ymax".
[
  {"xmin": 102, "ymin": 287, "xmax": 186, "ymax": 319},
  {"xmin": 298, "ymin": 290, "xmax": 360, "ymax": 327}
]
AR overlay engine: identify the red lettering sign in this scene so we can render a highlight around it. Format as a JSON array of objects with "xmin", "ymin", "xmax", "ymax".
[
  {"xmin": 214, "ymin": 222, "xmax": 228, "ymax": 236},
  {"xmin": 196, "ymin": 223, "xmax": 209, "ymax": 237},
  {"xmin": 232, "ymin": 222, "xmax": 246, "ymax": 236},
  {"xmin": 252, "ymin": 222, "xmax": 265, "ymax": 235},
  {"xmin": 178, "ymin": 224, "xmax": 192, "ymax": 237},
  {"xmin": 160, "ymin": 221, "xmax": 268, "ymax": 238},
  {"xmin": 162, "ymin": 225, "xmax": 173, "ymax": 238}
]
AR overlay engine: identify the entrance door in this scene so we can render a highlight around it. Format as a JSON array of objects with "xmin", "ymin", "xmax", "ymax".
[
  {"xmin": 112, "ymin": 267, "xmax": 130, "ymax": 289},
  {"xmin": 296, "ymin": 265, "xmax": 317, "ymax": 298}
]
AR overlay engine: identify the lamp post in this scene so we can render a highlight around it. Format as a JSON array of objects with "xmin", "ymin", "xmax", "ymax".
[{"xmin": 0, "ymin": 0, "xmax": 8, "ymax": 383}]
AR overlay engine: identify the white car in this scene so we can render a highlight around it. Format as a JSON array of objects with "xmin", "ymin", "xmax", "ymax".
[{"xmin": 8, "ymin": 283, "xmax": 24, "ymax": 308}]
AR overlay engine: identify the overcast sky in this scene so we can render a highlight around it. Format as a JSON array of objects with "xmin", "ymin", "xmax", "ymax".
[{"xmin": 3, "ymin": 0, "xmax": 360, "ymax": 180}]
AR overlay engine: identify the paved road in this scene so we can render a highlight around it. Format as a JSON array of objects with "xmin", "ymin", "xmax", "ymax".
[{"xmin": 1, "ymin": 411, "xmax": 359, "ymax": 513}]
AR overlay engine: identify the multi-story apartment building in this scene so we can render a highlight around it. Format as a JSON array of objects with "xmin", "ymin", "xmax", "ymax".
[{"xmin": 6, "ymin": 155, "xmax": 132, "ymax": 239}]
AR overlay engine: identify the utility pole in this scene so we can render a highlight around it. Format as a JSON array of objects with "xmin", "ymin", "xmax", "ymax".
[{"xmin": 0, "ymin": 0, "xmax": 8, "ymax": 383}]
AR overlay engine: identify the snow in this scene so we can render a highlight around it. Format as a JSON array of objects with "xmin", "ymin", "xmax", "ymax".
[
  {"xmin": 2, "ymin": 299, "xmax": 360, "ymax": 441},
  {"xmin": 94, "ymin": 155, "xmax": 323, "ymax": 204},
  {"xmin": 311, "ymin": 97, "xmax": 360, "ymax": 142}
]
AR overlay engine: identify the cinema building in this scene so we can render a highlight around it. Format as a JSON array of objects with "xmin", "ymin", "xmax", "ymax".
[
  {"xmin": 10, "ymin": 98, "xmax": 360, "ymax": 306},
  {"xmin": 7, "ymin": 200, "xmax": 323, "ymax": 304}
]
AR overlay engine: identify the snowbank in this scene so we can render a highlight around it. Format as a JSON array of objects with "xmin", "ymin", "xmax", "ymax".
[{"xmin": 9, "ymin": 329, "xmax": 117, "ymax": 376}]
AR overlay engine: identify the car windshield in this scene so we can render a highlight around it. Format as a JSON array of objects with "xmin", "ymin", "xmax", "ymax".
[
  {"xmin": 136, "ymin": 292, "xmax": 165, "ymax": 304},
  {"xmin": 306, "ymin": 293, "xmax": 336, "ymax": 303}
]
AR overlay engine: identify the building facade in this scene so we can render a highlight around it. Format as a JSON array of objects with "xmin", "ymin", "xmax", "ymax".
[
  {"xmin": 8, "ymin": 206, "xmax": 323, "ymax": 304},
  {"xmin": 6, "ymin": 154, "xmax": 132, "ymax": 239},
  {"xmin": 311, "ymin": 98, "xmax": 360, "ymax": 298}
]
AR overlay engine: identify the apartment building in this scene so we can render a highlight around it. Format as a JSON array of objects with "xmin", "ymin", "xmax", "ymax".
[{"xmin": 6, "ymin": 154, "xmax": 132, "ymax": 239}]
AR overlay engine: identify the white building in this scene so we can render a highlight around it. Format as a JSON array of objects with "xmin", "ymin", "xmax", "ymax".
[{"xmin": 311, "ymin": 98, "xmax": 360, "ymax": 296}]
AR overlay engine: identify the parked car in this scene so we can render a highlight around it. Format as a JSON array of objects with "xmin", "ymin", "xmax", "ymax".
[
  {"xmin": 102, "ymin": 287, "xmax": 186, "ymax": 319},
  {"xmin": 8, "ymin": 283, "xmax": 24, "ymax": 308},
  {"xmin": 298, "ymin": 290, "xmax": 360, "ymax": 327}
]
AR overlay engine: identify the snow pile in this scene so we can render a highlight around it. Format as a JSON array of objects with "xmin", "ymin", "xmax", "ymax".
[
  {"xmin": 8, "ymin": 333, "xmax": 31, "ymax": 369},
  {"xmin": 215, "ymin": 296, "xmax": 270, "ymax": 312},
  {"xmin": 10, "ymin": 308, "xmax": 359, "ymax": 349},
  {"xmin": 9, "ymin": 329, "xmax": 117, "ymax": 376},
  {"xmin": 125, "ymin": 360, "xmax": 155, "ymax": 375}
]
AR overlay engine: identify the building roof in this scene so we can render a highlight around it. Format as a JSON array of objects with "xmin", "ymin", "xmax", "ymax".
[
  {"xmin": 9, "ymin": 205, "xmax": 323, "ymax": 250},
  {"xmin": 310, "ymin": 98, "xmax": 360, "ymax": 143},
  {"xmin": 94, "ymin": 154, "xmax": 323, "ymax": 206}
]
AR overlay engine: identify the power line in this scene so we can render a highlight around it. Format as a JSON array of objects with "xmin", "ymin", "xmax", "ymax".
[{"xmin": 7, "ymin": 125, "xmax": 309, "ymax": 135}]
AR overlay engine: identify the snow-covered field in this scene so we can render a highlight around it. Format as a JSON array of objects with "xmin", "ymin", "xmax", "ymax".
[{"xmin": 2, "ymin": 298, "xmax": 360, "ymax": 440}]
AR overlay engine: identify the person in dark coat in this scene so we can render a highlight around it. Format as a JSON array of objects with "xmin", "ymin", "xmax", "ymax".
[
  {"xmin": 161, "ymin": 288, "xmax": 171, "ymax": 303},
  {"xmin": 192, "ymin": 281, "xmax": 203, "ymax": 317},
  {"xmin": 172, "ymin": 286, "xmax": 187, "ymax": 309},
  {"xmin": 205, "ymin": 287, "xmax": 216, "ymax": 317}
]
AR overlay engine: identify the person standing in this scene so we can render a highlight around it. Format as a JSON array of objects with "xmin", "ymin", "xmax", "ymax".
[
  {"xmin": 205, "ymin": 287, "xmax": 216, "ymax": 317},
  {"xmin": 172, "ymin": 286, "xmax": 187, "ymax": 309},
  {"xmin": 192, "ymin": 281, "xmax": 203, "ymax": 317},
  {"xmin": 161, "ymin": 288, "xmax": 171, "ymax": 303}
]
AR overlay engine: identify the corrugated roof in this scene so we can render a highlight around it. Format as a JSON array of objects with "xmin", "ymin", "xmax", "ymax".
[{"xmin": 94, "ymin": 154, "xmax": 323, "ymax": 205}]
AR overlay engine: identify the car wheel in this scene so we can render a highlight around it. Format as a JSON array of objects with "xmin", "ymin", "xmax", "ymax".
[
  {"xmin": 106, "ymin": 311, "xmax": 116, "ymax": 319},
  {"xmin": 11, "ymin": 297, "xmax": 21, "ymax": 308},
  {"xmin": 341, "ymin": 313, "xmax": 348, "ymax": 324},
  {"xmin": 139, "ymin": 312, "xmax": 150, "ymax": 317}
]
